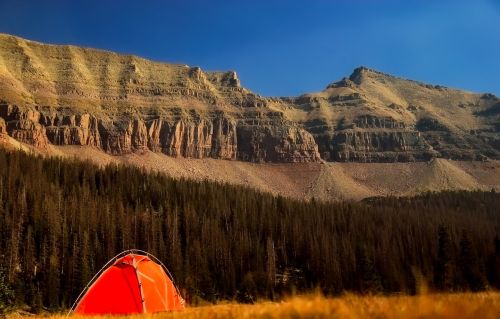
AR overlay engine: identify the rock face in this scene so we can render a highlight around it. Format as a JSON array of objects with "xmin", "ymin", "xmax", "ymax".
[
  {"xmin": 0, "ymin": 117, "xmax": 6, "ymax": 134},
  {"xmin": 312, "ymin": 115, "xmax": 435, "ymax": 162},
  {"xmin": 0, "ymin": 103, "xmax": 320, "ymax": 162},
  {"xmin": 0, "ymin": 105, "xmax": 48, "ymax": 148},
  {"xmin": 42, "ymin": 113, "xmax": 101, "ymax": 148},
  {"xmin": 236, "ymin": 113, "xmax": 320, "ymax": 162},
  {"xmin": 0, "ymin": 34, "xmax": 498, "ymax": 162}
]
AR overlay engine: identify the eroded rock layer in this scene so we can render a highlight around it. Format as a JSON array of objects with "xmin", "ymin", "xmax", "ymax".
[{"xmin": 0, "ymin": 104, "xmax": 320, "ymax": 162}]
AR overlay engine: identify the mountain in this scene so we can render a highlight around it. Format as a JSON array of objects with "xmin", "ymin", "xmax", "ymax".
[
  {"xmin": 298, "ymin": 67, "xmax": 499, "ymax": 162},
  {"xmin": 0, "ymin": 33, "xmax": 499, "ymax": 199},
  {"xmin": 0, "ymin": 33, "xmax": 320, "ymax": 162}
]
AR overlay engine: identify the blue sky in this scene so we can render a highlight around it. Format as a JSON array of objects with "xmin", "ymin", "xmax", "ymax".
[{"xmin": 0, "ymin": 0, "xmax": 499, "ymax": 96}]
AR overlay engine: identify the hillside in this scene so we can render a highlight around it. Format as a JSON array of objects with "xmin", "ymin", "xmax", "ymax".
[
  {"xmin": 43, "ymin": 146, "xmax": 499, "ymax": 201},
  {"xmin": 0, "ymin": 33, "xmax": 499, "ymax": 199}
]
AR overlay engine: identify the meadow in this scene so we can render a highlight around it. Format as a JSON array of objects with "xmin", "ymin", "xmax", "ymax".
[{"xmin": 6, "ymin": 292, "xmax": 500, "ymax": 319}]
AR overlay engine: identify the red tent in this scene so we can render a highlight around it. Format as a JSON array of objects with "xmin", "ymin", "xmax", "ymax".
[{"xmin": 71, "ymin": 250, "xmax": 185, "ymax": 315}]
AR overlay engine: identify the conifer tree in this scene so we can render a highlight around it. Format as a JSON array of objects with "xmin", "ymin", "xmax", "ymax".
[
  {"xmin": 458, "ymin": 231, "xmax": 485, "ymax": 291},
  {"xmin": 0, "ymin": 266, "xmax": 14, "ymax": 316},
  {"xmin": 435, "ymin": 225, "xmax": 454, "ymax": 291}
]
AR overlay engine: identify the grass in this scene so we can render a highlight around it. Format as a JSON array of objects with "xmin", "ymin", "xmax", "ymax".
[{"xmin": 7, "ymin": 292, "xmax": 500, "ymax": 319}]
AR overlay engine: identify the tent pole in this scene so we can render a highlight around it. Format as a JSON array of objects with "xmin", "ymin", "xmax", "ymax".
[{"xmin": 133, "ymin": 254, "xmax": 147, "ymax": 314}]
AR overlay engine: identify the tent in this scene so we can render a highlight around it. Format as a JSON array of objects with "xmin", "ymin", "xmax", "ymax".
[{"xmin": 70, "ymin": 250, "xmax": 185, "ymax": 315}]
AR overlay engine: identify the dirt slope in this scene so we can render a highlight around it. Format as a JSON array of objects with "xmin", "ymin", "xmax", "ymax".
[{"xmin": 44, "ymin": 145, "xmax": 499, "ymax": 201}]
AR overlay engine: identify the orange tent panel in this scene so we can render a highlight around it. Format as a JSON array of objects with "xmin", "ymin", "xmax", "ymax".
[
  {"xmin": 137, "ymin": 260, "xmax": 184, "ymax": 312},
  {"xmin": 73, "ymin": 251, "xmax": 185, "ymax": 315}
]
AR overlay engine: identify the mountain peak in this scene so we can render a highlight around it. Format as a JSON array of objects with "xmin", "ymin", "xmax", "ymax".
[
  {"xmin": 349, "ymin": 66, "xmax": 395, "ymax": 84},
  {"xmin": 349, "ymin": 66, "xmax": 369, "ymax": 84},
  {"xmin": 326, "ymin": 66, "xmax": 392, "ymax": 89}
]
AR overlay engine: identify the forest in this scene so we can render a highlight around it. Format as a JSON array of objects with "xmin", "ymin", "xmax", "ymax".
[{"xmin": 0, "ymin": 148, "xmax": 499, "ymax": 311}]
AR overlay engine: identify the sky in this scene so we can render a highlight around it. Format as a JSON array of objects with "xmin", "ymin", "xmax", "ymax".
[{"xmin": 0, "ymin": 0, "xmax": 499, "ymax": 97}]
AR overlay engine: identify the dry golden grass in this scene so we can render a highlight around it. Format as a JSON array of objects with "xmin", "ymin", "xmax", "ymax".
[{"xmin": 9, "ymin": 292, "xmax": 500, "ymax": 319}]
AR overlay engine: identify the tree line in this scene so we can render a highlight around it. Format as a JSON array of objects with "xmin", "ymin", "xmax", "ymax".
[{"xmin": 0, "ymin": 148, "xmax": 499, "ymax": 311}]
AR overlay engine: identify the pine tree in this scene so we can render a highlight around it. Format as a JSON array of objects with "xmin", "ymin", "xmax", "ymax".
[
  {"xmin": 458, "ymin": 231, "xmax": 485, "ymax": 291},
  {"xmin": 357, "ymin": 246, "xmax": 383, "ymax": 294},
  {"xmin": 266, "ymin": 237, "xmax": 276, "ymax": 296},
  {"xmin": 489, "ymin": 236, "xmax": 500, "ymax": 288},
  {"xmin": 435, "ymin": 225, "xmax": 454, "ymax": 291},
  {"xmin": 0, "ymin": 266, "xmax": 14, "ymax": 316}
]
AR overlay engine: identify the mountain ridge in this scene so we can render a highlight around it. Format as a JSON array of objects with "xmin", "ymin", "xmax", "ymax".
[
  {"xmin": 0, "ymin": 33, "xmax": 499, "ymax": 200},
  {"xmin": 0, "ymin": 33, "xmax": 498, "ymax": 164}
]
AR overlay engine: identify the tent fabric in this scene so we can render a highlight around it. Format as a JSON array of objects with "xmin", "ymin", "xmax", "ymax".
[{"xmin": 74, "ymin": 252, "xmax": 185, "ymax": 315}]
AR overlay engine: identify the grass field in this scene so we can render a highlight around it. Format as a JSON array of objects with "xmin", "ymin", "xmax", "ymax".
[{"xmin": 7, "ymin": 292, "xmax": 500, "ymax": 319}]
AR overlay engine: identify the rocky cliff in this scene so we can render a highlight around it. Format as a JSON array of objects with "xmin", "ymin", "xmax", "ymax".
[
  {"xmin": 0, "ymin": 34, "xmax": 498, "ymax": 162},
  {"xmin": 0, "ymin": 103, "xmax": 320, "ymax": 162}
]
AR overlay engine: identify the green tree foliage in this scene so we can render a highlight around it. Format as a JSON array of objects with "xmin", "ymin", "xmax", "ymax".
[
  {"xmin": 0, "ymin": 148, "xmax": 499, "ymax": 309},
  {"xmin": 487, "ymin": 236, "xmax": 500, "ymax": 288},
  {"xmin": 435, "ymin": 225, "xmax": 454, "ymax": 291},
  {"xmin": 356, "ymin": 246, "xmax": 383, "ymax": 294},
  {"xmin": 458, "ymin": 231, "xmax": 486, "ymax": 291},
  {"xmin": 0, "ymin": 266, "xmax": 14, "ymax": 315}
]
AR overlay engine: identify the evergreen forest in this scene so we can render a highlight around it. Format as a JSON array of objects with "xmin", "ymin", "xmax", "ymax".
[{"xmin": 0, "ymin": 148, "xmax": 499, "ymax": 311}]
